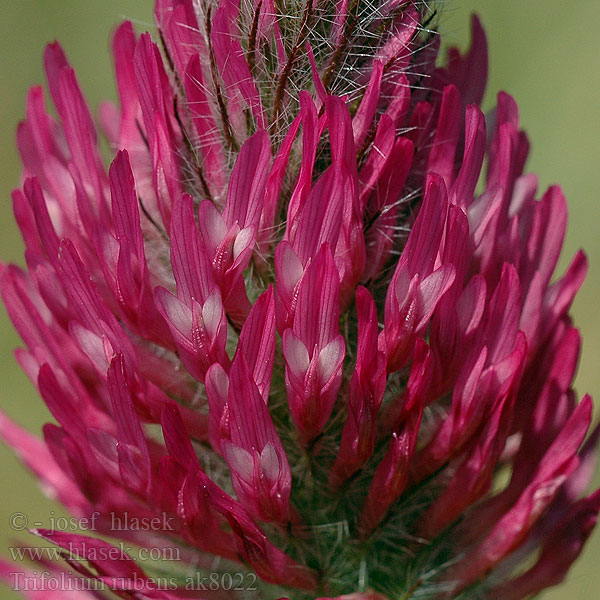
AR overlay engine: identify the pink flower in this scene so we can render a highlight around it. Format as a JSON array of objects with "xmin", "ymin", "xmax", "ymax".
[{"xmin": 1, "ymin": 2, "xmax": 596, "ymax": 599}]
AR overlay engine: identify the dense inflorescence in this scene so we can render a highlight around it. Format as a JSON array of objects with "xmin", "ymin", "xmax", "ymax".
[{"xmin": 1, "ymin": 1, "xmax": 598, "ymax": 599}]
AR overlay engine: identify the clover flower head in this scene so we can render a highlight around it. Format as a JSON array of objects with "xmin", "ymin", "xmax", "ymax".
[{"xmin": 1, "ymin": 1, "xmax": 598, "ymax": 599}]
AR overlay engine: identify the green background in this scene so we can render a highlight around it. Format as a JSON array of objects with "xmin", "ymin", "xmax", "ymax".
[{"xmin": 0, "ymin": 1, "xmax": 598, "ymax": 598}]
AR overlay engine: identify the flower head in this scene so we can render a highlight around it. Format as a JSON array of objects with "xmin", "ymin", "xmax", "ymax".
[{"xmin": 1, "ymin": 1, "xmax": 597, "ymax": 599}]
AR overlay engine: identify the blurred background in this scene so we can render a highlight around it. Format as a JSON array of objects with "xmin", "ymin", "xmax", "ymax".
[{"xmin": 0, "ymin": 1, "xmax": 598, "ymax": 598}]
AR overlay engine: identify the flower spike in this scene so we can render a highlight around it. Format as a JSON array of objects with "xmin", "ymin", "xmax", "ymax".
[{"xmin": 1, "ymin": 3, "xmax": 596, "ymax": 599}]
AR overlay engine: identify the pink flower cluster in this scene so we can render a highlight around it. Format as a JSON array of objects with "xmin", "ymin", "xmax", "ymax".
[{"xmin": 0, "ymin": 1, "xmax": 597, "ymax": 599}]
